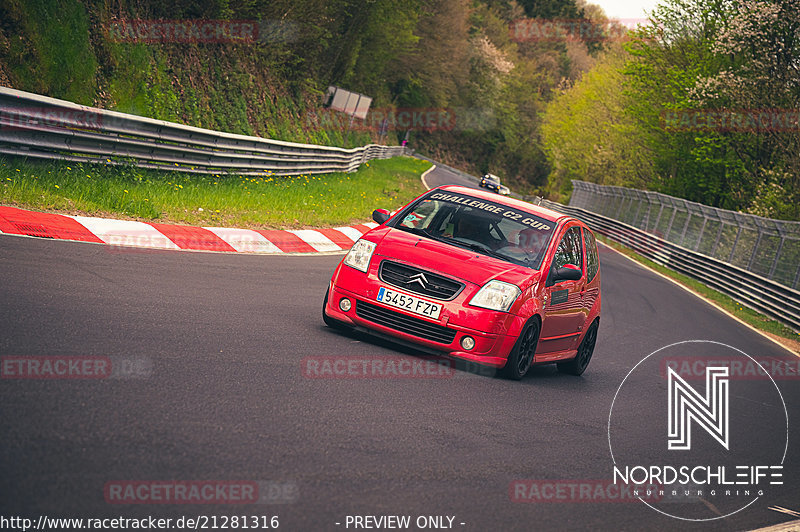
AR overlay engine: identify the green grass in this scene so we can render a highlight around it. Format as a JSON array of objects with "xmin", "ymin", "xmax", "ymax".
[
  {"xmin": 596, "ymin": 234, "xmax": 800, "ymax": 346},
  {"xmin": 0, "ymin": 156, "xmax": 430, "ymax": 229}
]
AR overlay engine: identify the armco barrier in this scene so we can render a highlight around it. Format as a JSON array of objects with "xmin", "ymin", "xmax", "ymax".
[
  {"xmin": 534, "ymin": 198, "xmax": 800, "ymax": 332},
  {"xmin": 569, "ymin": 180, "xmax": 800, "ymax": 289},
  {"xmin": 0, "ymin": 87, "xmax": 406, "ymax": 176}
]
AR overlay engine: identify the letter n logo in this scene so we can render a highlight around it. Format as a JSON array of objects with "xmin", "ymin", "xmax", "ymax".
[{"xmin": 667, "ymin": 366, "xmax": 729, "ymax": 450}]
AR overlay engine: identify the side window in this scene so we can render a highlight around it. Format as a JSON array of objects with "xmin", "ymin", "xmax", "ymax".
[
  {"xmin": 400, "ymin": 199, "xmax": 437, "ymax": 230},
  {"xmin": 584, "ymin": 228, "xmax": 599, "ymax": 283},
  {"xmin": 553, "ymin": 226, "xmax": 583, "ymax": 271}
]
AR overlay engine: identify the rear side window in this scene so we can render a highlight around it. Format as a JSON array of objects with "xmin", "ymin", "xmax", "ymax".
[{"xmin": 584, "ymin": 227, "xmax": 599, "ymax": 283}]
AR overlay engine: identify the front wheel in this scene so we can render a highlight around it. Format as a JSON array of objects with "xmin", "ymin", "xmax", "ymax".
[
  {"xmin": 557, "ymin": 320, "xmax": 598, "ymax": 376},
  {"xmin": 502, "ymin": 318, "xmax": 540, "ymax": 380}
]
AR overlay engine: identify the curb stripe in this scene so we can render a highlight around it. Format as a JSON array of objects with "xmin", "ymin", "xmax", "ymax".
[
  {"xmin": 149, "ymin": 223, "xmax": 237, "ymax": 252},
  {"xmin": 287, "ymin": 229, "xmax": 340, "ymax": 252},
  {"xmin": 0, "ymin": 206, "xmax": 376, "ymax": 254},
  {"xmin": 316, "ymin": 228, "xmax": 358, "ymax": 248},
  {"xmin": 333, "ymin": 226, "xmax": 365, "ymax": 242},
  {"xmin": 255, "ymin": 230, "xmax": 317, "ymax": 253},
  {"xmin": 71, "ymin": 216, "xmax": 181, "ymax": 249},
  {"xmin": 203, "ymin": 227, "xmax": 282, "ymax": 253},
  {"xmin": 0, "ymin": 207, "xmax": 104, "ymax": 242}
]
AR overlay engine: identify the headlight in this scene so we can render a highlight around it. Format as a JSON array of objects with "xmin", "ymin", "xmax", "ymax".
[
  {"xmin": 469, "ymin": 280, "xmax": 521, "ymax": 312},
  {"xmin": 343, "ymin": 239, "xmax": 377, "ymax": 273}
]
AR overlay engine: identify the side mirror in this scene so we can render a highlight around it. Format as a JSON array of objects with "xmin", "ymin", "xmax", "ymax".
[
  {"xmin": 372, "ymin": 209, "xmax": 390, "ymax": 224},
  {"xmin": 555, "ymin": 264, "xmax": 582, "ymax": 281},
  {"xmin": 546, "ymin": 263, "xmax": 582, "ymax": 286}
]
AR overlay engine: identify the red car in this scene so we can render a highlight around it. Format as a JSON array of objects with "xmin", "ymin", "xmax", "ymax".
[{"xmin": 323, "ymin": 185, "xmax": 601, "ymax": 379}]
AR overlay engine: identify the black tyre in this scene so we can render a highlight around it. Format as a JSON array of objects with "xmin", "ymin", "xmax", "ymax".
[
  {"xmin": 557, "ymin": 320, "xmax": 598, "ymax": 376},
  {"xmin": 323, "ymin": 288, "xmax": 352, "ymax": 331},
  {"xmin": 502, "ymin": 318, "xmax": 540, "ymax": 380}
]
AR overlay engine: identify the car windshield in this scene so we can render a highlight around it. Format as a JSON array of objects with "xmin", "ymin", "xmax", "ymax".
[
  {"xmin": 485, "ymin": 175, "xmax": 500, "ymax": 183},
  {"xmin": 388, "ymin": 190, "xmax": 556, "ymax": 269}
]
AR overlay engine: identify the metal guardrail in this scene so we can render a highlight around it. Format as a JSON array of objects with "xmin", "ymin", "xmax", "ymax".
[
  {"xmin": 0, "ymin": 87, "xmax": 407, "ymax": 176},
  {"xmin": 535, "ymin": 198, "xmax": 800, "ymax": 333},
  {"xmin": 569, "ymin": 180, "xmax": 800, "ymax": 290}
]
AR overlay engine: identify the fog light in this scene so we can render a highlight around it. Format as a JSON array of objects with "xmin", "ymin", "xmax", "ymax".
[
  {"xmin": 339, "ymin": 298, "xmax": 352, "ymax": 312},
  {"xmin": 460, "ymin": 336, "xmax": 475, "ymax": 350}
]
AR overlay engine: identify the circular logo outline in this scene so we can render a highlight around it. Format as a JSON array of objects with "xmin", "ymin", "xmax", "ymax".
[{"xmin": 607, "ymin": 340, "xmax": 789, "ymax": 522}]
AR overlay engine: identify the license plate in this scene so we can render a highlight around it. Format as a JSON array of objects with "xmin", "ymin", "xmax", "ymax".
[{"xmin": 376, "ymin": 287, "xmax": 442, "ymax": 320}]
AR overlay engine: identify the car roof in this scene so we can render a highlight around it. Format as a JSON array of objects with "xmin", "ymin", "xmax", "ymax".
[{"xmin": 435, "ymin": 184, "xmax": 570, "ymax": 224}]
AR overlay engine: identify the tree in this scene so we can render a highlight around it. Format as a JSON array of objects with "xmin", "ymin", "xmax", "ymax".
[
  {"xmin": 541, "ymin": 44, "xmax": 654, "ymax": 201},
  {"xmin": 691, "ymin": 0, "xmax": 800, "ymax": 219}
]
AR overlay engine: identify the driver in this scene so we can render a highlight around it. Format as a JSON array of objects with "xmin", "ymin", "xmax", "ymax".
[
  {"xmin": 448, "ymin": 212, "xmax": 504, "ymax": 251},
  {"xmin": 454, "ymin": 215, "xmax": 484, "ymax": 241}
]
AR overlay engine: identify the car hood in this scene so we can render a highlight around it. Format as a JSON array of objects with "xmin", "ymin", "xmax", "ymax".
[{"xmin": 370, "ymin": 227, "xmax": 541, "ymax": 289}]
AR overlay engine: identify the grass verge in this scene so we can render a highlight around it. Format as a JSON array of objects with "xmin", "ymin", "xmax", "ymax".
[
  {"xmin": 596, "ymin": 234, "xmax": 800, "ymax": 353},
  {"xmin": 0, "ymin": 156, "xmax": 430, "ymax": 229}
]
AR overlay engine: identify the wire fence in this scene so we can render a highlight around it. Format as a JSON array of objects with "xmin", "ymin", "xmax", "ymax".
[{"xmin": 569, "ymin": 181, "xmax": 800, "ymax": 290}]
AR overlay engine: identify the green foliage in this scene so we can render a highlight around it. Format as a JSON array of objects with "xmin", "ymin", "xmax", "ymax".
[
  {"xmin": 0, "ymin": 0, "xmax": 97, "ymax": 103},
  {"xmin": 542, "ymin": 46, "xmax": 654, "ymax": 202},
  {"xmin": 541, "ymin": 0, "xmax": 800, "ymax": 220},
  {"xmin": 619, "ymin": 0, "xmax": 759, "ymax": 209}
]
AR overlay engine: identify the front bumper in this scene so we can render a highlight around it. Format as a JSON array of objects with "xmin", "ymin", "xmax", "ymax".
[{"xmin": 325, "ymin": 261, "xmax": 526, "ymax": 367}]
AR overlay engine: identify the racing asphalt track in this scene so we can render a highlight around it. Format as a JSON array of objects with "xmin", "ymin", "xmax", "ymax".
[{"xmin": 0, "ymin": 165, "xmax": 798, "ymax": 531}]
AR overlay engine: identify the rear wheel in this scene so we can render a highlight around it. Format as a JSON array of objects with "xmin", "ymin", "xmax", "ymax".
[
  {"xmin": 502, "ymin": 318, "xmax": 540, "ymax": 380},
  {"xmin": 557, "ymin": 320, "xmax": 598, "ymax": 376},
  {"xmin": 323, "ymin": 288, "xmax": 352, "ymax": 331}
]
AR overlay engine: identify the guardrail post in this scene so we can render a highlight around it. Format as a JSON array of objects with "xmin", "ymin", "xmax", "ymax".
[
  {"xmin": 711, "ymin": 222, "xmax": 725, "ymax": 257},
  {"xmin": 653, "ymin": 204, "xmax": 665, "ymax": 233},
  {"xmin": 794, "ymin": 263, "xmax": 800, "ymax": 290},
  {"xmin": 643, "ymin": 197, "xmax": 655, "ymax": 231},
  {"xmin": 746, "ymin": 231, "xmax": 763, "ymax": 271},
  {"xmin": 679, "ymin": 212, "xmax": 692, "ymax": 247},
  {"xmin": 694, "ymin": 216, "xmax": 707, "ymax": 252},
  {"xmin": 633, "ymin": 197, "xmax": 644, "ymax": 228},
  {"xmin": 665, "ymin": 206, "xmax": 678, "ymax": 241},
  {"xmin": 768, "ymin": 236, "xmax": 785, "ymax": 279},
  {"xmin": 728, "ymin": 227, "xmax": 743, "ymax": 263}
]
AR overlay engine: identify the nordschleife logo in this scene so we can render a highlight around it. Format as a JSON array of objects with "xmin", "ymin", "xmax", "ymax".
[
  {"xmin": 667, "ymin": 366, "xmax": 729, "ymax": 451},
  {"xmin": 608, "ymin": 341, "xmax": 788, "ymax": 521}
]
